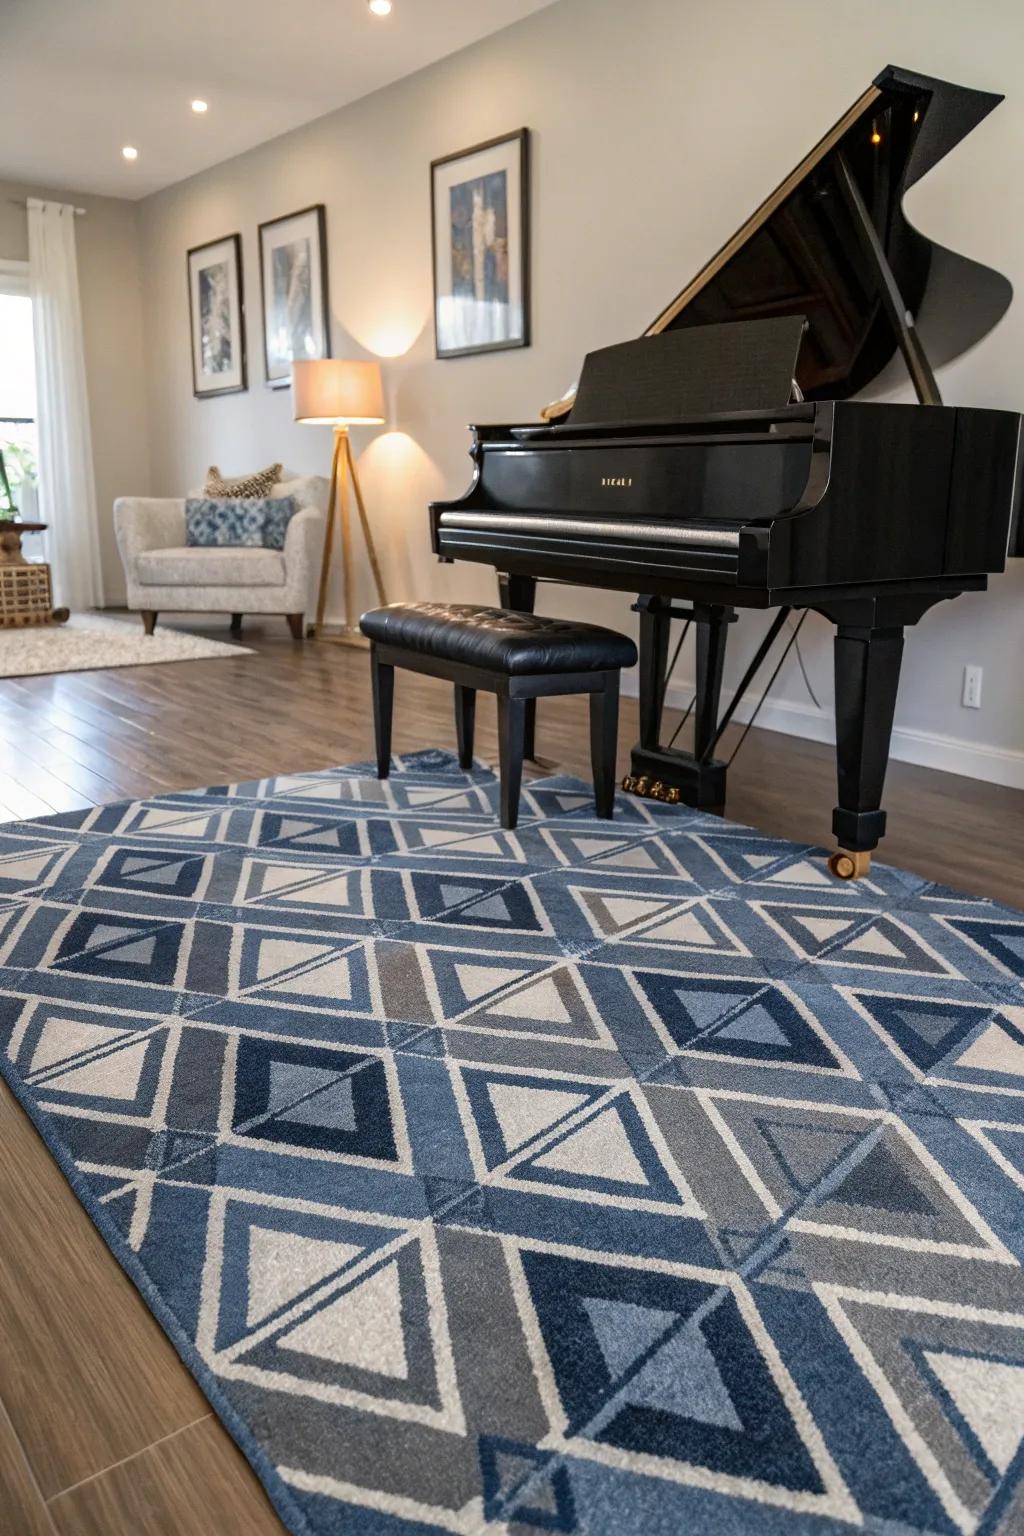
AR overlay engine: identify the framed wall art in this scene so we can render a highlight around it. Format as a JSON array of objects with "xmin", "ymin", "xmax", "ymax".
[
  {"xmin": 187, "ymin": 233, "xmax": 246, "ymax": 398},
  {"xmin": 431, "ymin": 128, "xmax": 529, "ymax": 359},
  {"xmin": 258, "ymin": 204, "xmax": 330, "ymax": 388}
]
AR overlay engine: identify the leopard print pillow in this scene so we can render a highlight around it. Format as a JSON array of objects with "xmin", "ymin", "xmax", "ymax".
[{"xmin": 204, "ymin": 462, "xmax": 282, "ymax": 499}]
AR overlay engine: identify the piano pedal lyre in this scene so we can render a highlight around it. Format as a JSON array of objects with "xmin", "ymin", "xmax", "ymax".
[{"xmin": 828, "ymin": 848, "xmax": 872, "ymax": 881}]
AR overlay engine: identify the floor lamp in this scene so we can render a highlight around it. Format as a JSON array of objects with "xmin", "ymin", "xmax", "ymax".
[{"xmin": 292, "ymin": 358, "xmax": 388, "ymax": 643}]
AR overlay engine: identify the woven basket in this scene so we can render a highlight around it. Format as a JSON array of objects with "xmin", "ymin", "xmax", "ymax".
[{"xmin": 0, "ymin": 561, "xmax": 55, "ymax": 627}]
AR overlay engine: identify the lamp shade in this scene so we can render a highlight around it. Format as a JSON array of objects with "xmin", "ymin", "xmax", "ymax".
[{"xmin": 292, "ymin": 358, "xmax": 385, "ymax": 425}]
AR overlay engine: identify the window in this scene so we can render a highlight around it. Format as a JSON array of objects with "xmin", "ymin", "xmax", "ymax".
[{"xmin": 0, "ymin": 259, "xmax": 38, "ymax": 519}]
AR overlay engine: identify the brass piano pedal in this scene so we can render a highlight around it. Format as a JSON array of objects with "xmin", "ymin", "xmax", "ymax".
[
  {"xmin": 635, "ymin": 776, "xmax": 650, "ymax": 796},
  {"xmin": 828, "ymin": 848, "xmax": 872, "ymax": 880},
  {"xmin": 649, "ymin": 781, "xmax": 665, "ymax": 801},
  {"xmin": 621, "ymin": 775, "xmax": 637, "ymax": 794},
  {"xmin": 665, "ymin": 787, "xmax": 681, "ymax": 805}
]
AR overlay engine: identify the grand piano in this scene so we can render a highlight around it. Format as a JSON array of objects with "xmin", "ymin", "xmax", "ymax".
[{"xmin": 430, "ymin": 66, "xmax": 1023, "ymax": 878}]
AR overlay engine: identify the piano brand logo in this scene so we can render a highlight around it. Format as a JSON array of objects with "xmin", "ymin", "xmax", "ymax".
[{"xmin": 601, "ymin": 476, "xmax": 633, "ymax": 487}]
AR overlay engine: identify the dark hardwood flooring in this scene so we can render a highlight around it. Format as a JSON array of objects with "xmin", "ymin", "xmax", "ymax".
[{"xmin": 0, "ymin": 615, "xmax": 1020, "ymax": 1534}]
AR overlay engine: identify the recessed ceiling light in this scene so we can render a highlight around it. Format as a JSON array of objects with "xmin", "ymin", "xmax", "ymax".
[
  {"xmin": 368, "ymin": 0, "xmax": 392, "ymax": 14},
  {"xmin": 191, "ymin": 99, "xmax": 209, "ymax": 114},
  {"xmin": 121, "ymin": 145, "xmax": 138, "ymax": 161}
]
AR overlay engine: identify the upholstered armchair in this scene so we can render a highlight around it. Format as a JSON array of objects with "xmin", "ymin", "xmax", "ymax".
[{"xmin": 113, "ymin": 474, "xmax": 328, "ymax": 637}]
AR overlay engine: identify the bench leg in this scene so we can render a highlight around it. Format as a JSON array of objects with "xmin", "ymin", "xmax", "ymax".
[
  {"xmin": 590, "ymin": 671, "xmax": 620, "ymax": 819},
  {"xmin": 454, "ymin": 685, "xmax": 476, "ymax": 770},
  {"xmin": 370, "ymin": 649, "xmax": 395, "ymax": 779},
  {"xmin": 497, "ymin": 695, "xmax": 526, "ymax": 831}
]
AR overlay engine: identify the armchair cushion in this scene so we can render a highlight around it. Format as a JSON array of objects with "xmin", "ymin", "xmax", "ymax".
[
  {"xmin": 184, "ymin": 495, "xmax": 297, "ymax": 550},
  {"xmin": 135, "ymin": 546, "xmax": 286, "ymax": 587}
]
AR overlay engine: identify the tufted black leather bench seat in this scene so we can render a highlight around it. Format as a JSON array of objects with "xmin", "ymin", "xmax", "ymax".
[{"xmin": 359, "ymin": 602, "xmax": 638, "ymax": 828}]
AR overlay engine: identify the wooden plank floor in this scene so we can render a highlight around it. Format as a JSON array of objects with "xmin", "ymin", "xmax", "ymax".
[{"xmin": 0, "ymin": 615, "xmax": 1021, "ymax": 1534}]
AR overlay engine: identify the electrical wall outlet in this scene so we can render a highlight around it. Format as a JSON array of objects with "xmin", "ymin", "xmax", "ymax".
[{"xmin": 962, "ymin": 665, "xmax": 983, "ymax": 710}]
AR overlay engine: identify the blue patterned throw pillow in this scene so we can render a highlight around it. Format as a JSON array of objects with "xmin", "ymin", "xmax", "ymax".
[{"xmin": 185, "ymin": 496, "xmax": 297, "ymax": 550}]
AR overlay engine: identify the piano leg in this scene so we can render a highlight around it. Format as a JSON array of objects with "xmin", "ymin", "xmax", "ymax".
[
  {"xmin": 497, "ymin": 572, "xmax": 538, "ymax": 761},
  {"xmin": 694, "ymin": 604, "xmax": 733, "ymax": 763},
  {"xmin": 829, "ymin": 622, "xmax": 904, "ymax": 877},
  {"xmin": 638, "ymin": 597, "xmax": 671, "ymax": 751}
]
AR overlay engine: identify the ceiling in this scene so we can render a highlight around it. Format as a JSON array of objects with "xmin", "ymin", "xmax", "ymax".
[{"xmin": 0, "ymin": 0, "xmax": 556, "ymax": 199}]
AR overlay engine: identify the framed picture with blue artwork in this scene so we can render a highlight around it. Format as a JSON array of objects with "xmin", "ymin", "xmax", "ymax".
[
  {"xmin": 431, "ymin": 129, "xmax": 529, "ymax": 359},
  {"xmin": 258, "ymin": 204, "xmax": 330, "ymax": 388},
  {"xmin": 187, "ymin": 233, "xmax": 247, "ymax": 398}
]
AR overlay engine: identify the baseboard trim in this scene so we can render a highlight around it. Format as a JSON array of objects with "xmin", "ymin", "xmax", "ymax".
[{"xmin": 620, "ymin": 675, "xmax": 1024, "ymax": 792}]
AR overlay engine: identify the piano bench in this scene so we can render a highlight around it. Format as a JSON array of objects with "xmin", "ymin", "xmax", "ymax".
[{"xmin": 359, "ymin": 602, "xmax": 638, "ymax": 830}]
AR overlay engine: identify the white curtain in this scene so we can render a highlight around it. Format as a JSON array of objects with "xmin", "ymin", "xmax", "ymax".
[{"xmin": 27, "ymin": 199, "xmax": 104, "ymax": 610}]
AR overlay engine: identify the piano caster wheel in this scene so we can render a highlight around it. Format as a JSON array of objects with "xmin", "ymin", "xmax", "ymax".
[{"xmin": 828, "ymin": 848, "xmax": 872, "ymax": 880}]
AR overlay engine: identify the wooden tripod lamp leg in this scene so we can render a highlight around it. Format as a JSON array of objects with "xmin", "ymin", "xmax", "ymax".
[
  {"xmin": 313, "ymin": 428, "xmax": 343, "ymax": 636},
  {"xmin": 345, "ymin": 433, "xmax": 388, "ymax": 607},
  {"xmin": 338, "ymin": 429, "xmax": 355, "ymax": 632}
]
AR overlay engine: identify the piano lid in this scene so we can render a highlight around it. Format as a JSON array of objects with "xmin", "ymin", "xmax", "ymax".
[{"xmin": 544, "ymin": 66, "xmax": 1012, "ymax": 420}]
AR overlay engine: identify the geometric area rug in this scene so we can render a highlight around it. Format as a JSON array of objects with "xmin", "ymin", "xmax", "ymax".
[{"xmin": 1, "ymin": 749, "xmax": 1022, "ymax": 1536}]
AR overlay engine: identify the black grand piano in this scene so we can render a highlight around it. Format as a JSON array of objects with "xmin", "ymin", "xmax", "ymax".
[{"xmin": 430, "ymin": 66, "xmax": 1023, "ymax": 878}]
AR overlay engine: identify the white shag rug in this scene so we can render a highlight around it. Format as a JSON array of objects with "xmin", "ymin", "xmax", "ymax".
[{"xmin": 0, "ymin": 613, "xmax": 254, "ymax": 679}]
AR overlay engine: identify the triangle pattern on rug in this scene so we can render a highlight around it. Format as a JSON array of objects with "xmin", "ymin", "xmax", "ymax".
[
  {"xmin": 696, "ymin": 833, "xmax": 813, "ymax": 884},
  {"xmin": 943, "ymin": 917, "xmax": 1024, "ymax": 978},
  {"xmin": 244, "ymin": 1238, "xmax": 450, "ymax": 1414},
  {"xmin": 488, "ymin": 1082, "xmax": 592, "ymax": 1154},
  {"xmin": 509, "ymin": 1095, "xmax": 695, "ymax": 1210},
  {"xmin": 233, "ymin": 1037, "xmax": 399, "ymax": 1163},
  {"xmin": 246, "ymin": 1227, "xmax": 364, "ymax": 1328},
  {"xmin": 460, "ymin": 965, "xmax": 607, "ymax": 1044},
  {"xmin": 924, "ymin": 1351, "xmax": 1024, "ymax": 1476},
  {"xmin": 582, "ymin": 1296, "xmax": 678, "ymax": 1378},
  {"xmin": 425, "ymin": 949, "xmax": 551, "ymax": 1020},
  {"xmin": 478, "ymin": 1437, "xmax": 576, "ymax": 1530},
  {"xmin": 953, "ymin": 1019, "xmax": 1024, "ymax": 1077},
  {"xmin": 51, "ymin": 912, "xmax": 185, "ymax": 985},
  {"xmin": 620, "ymin": 1321, "xmax": 745, "ymax": 1431},
  {"xmin": 459, "ymin": 1067, "xmax": 607, "ymax": 1170},
  {"xmin": 754, "ymin": 1116, "xmax": 866, "ymax": 1198},
  {"xmin": 799, "ymin": 1126, "xmax": 1003, "ymax": 1255},
  {"xmin": 280, "ymin": 1258, "xmax": 409, "ymax": 1378},
  {"xmin": 239, "ymin": 933, "xmax": 370, "ymax": 1012},
  {"xmin": 571, "ymin": 887, "xmax": 679, "ymax": 940},
  {"xmin": 280, "ymin": 1077, "xmax": 358, "ymax": 1133},
  {"xmin": 105, "ymin": 851, "xmax": 205, "ymax": 896},
  {"xmin": 43, "ymin": 1038, "xmax": 149, "ymax": 1101},
  {"xmin": 215, "ymin": 1200, "xmax": 403, "ymax": 1352},
  {"xmin": 764, "ymin": 905, "xmax": 949, "ymax": 975},
  {"xmin": 448, "ymin": 882, "xmax": 547, "ymax": 934},
  {"xmin": 244, "ymin": 861, "xmax": 358, "ymax": 911},
  {"xmin": 0, "ymin": 846, "xmax": 65, "ymax": 888},
  {"xmin": 826, "ymin": 1290, "xmax": 1024, "ymax": 1525},
  {"xmin": 520, "ymin": 1249, "xmax": 825, "ymax": 1494},
  {"xmin": 849, "ymin": 992, "xmax": 987, "ymax": 1073},
  {"xmin": 634, "ymin": 971, "xmax": 843, "ymax": 1071},
  {"xmin": 29, "ymin": 1015, "xmax": 131, "ymax": 1074},
  {"xmin": 35, "ymin": 1029, "xmax": 165, "ymax": 1116}
]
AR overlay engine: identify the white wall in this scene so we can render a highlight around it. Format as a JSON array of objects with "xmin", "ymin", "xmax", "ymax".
[
  {"xmin": 137, "ymin": 0, "xmax": 1024, "ymax": 785},
  {"xmin": 0, "ymin": 178, "xmax": 150, "ymax": 602}
]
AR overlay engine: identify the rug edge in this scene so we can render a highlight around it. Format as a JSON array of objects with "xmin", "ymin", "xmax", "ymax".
[{"xmin": 0, "ymin": 1052, "xmax": 316, "ymax": 1536}]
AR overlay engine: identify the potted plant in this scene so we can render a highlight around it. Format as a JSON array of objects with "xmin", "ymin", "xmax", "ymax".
[{"xmin": 0, "ymin": 442, "xmax": 38, "ymax": 520}]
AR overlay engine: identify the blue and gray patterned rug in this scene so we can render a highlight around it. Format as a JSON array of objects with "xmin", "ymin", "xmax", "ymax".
[{"xmin": 1, "ymin": 749, "xmax": 1023, "ymax": 1536}]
